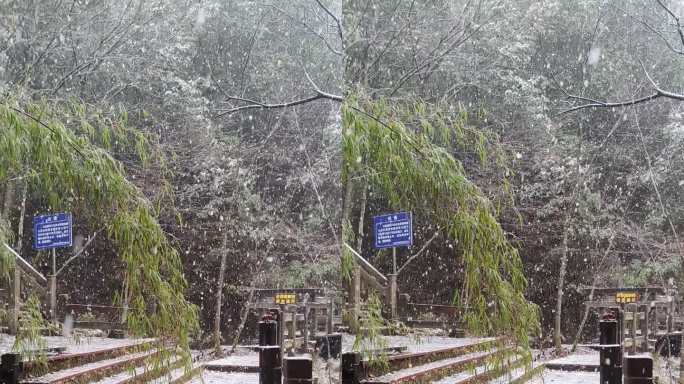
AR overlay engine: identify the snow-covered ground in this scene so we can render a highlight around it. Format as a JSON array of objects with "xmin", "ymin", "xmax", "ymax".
[
  {"xmin": 545, "ymin": 349, "xmax": 599, "ymax": 367},
  {"xmin": 0, "ymin": 334, "xmax": 150, "ymax": 355},
  {"xmin": 204, "ymin": 352, "xmax": 258, "ymax": 368},
  {"xmin": 526, "ymin": 369, "xmax": 599, "ymax": 383},
  {"xmin": 655, "ymin": 356, "xmax": 681, "ymax": 384},
  {"xmin": 188, "ymin": 371, "xmax": 259, "ymax": 384},
  {"xmin": 341, "ymin": 334, "xmax": 493, "ymax": 353}
]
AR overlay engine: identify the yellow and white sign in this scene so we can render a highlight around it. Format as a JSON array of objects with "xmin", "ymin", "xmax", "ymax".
[
  {"xmin": 615, "ymin": 292, "xmax": 638, "ymax": 303},
  {"xmin": 275, "ymin": 293, "xmax": 296, "ymax": 305}
]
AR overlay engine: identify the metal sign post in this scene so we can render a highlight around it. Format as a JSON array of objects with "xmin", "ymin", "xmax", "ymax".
[
  {"xmin": 373, "ymin": 212, "xmax": 412, "ymax": 320},
  {"xmin": 33, "ymin": 213, "xmax": 73, "ymax": 324}
]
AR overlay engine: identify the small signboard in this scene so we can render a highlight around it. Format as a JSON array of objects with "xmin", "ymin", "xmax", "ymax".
[
  {"xmin": 275, "ymin": 293, "xmax": 296, "ymax": 305},
  {"xmin": 373, "ymin": 212, "xmax": 412, "ymax": 249},
  {"xmin": 34, "ymin": 213, "xmax": 72, "ymax": 250},
  {"xmin": 616, "ymin": 292, "xmax": 638, "ymax": 304}
]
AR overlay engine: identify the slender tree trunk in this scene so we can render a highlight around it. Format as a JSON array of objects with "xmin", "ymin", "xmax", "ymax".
[
  {"xmin": 3, "ymin": 182, "xmax": 15, "ymax": 333},
  {"xmin": 341, "ymin": 172, "xmax": 355, "ymax": 243},
  {"xmin": 356, "ymin": 186, "xmax": 367, "ymax": 252},
  {"xmin": 555, "ymin": 120, "xmax": 583, "ymax": 354},
  {"xmin": 214, "ymin": 231, "xmax": 229, "ymax": 355},
  {"xmin": 342, "ymin": 172, "xmax": 359, "ymax": 327},
  {"xmin": 231, "ymin": 287, "xmax": 256, "ymax": 353},
  {"xmin": 679, "ymin": 269, "xmax": 684, "ymax": 384},
  {"xmin": 2, "ymin": 181, "xmax": 13, "ymax": 219},
  {"xmin": 554, "ymin": 220, "xmax": 570, "ymax": 354},
  {"xmin": 10, "ymin": 180, "xmax": 27, "ymax": 334},
  {"xmin": 572, "ymin": 237, "xmax": 615, "ymax": 352},
  {"xmin": 352, "ymin": 186, "xmax": 368, "ymax": 328},
  {"xmin": 15, "ymin": 179, "xmax": 27, "ymax": 254}
]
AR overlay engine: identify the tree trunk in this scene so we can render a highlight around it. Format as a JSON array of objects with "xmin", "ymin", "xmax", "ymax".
[
  {"xmin": 356, "ymin": 186, "xmax": 367, "ymax": 252},
  {"xmin": 214, "ymin": 231, "xmax": 229, "ymax": 355},
  {"xmin": 2, "ymin": 181, "xmax": 14, "ymax": 219},
  {"xmin": 555, "ymin": 119, "xmax": 584, "ymax": 354},
  {"xmin": 554, "ymin": 224, "xmax": 569, "ymax": 354},
  {"xmin": 572, "ymin": 237, "xmax": 615, "ymax": 352},
  {"xmin": 341, "ymin": 171, "xmax": 355, "ymax": 243},
  {"xmin": 3, "ymin": 182, "xmax": 16, "ymax": 333},
  {"xmin": 231, "ymin": 287, "xmax": 256, "ymax": 353},
  {"xmin": 679, "ymin": 269, "xmax": 684, "ymax": 384},
  {"xmin": 10, "ymin": 180, "xmax": 27, "ymax": 334}
]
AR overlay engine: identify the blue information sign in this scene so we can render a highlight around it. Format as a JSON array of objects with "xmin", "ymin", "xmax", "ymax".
[
  {"xmin": 33, "ymin": 213, "xmax": 72, "ymax": 250},
  {"xmin": 373, "ymin": 212, "xmax": 412, "ymax": 249}
]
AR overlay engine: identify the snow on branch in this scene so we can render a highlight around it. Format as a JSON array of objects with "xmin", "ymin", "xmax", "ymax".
[
  {"xmin": 216, "ymin": 91, "xmax": 343, "ymax": 117},
  {"xmin": 655, "ymin": 0, "xmax": 684, "ymax": 50},
  {"xmin": 559, "ymin": 62, "xmax": 684, "ymax": 114},
  {"xmin": 217, "ymin": 68, "xmax": 343, "ymax": 117}
]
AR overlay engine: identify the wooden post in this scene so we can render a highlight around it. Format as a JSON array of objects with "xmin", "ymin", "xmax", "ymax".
[
  {"xmin": 641, "ymin": 306, "xmax": 649, "ymax": 352},
  {"xmin": 278, "ymin": 305, "xmax": 285, "ymax": 358},
  {"xmin": 289, "ymin": 307, "xmax": 296, "ymax": 352},
  {"xmin": 303, "ymin": 303, "xmax": 309, "ymax": 351},
  {"xmin": 650, "ymin": 306, "xmax": 657, "ymax": 347},
  {"xmin": 630, "ymin": 304, "xmax": 637, "ymax": 355},
  {"xmin": 310, "ymin": 307, "xmax": 317, "ymax": 338}
]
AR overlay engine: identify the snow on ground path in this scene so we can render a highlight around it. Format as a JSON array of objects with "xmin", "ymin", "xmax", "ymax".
[
  {"xmin": 486, "ymin": 363, "xmax": 544, "ymax": 384},
  {"xmin": 188, "ymin": 371, "xmax": 258, "ymax": 384},
  {"xmin": 655, "ymin": 356, "xmax": 681, "ymax": 384},
  {"xmin": 204, "ymin": 352, "xmax": 259, "ymax": 368},
  {"xmin": 341, "ymin": 334, "xmax": 495, "ymax": 353},
  {"xmin": 545, "ymin": 350, "xmax": 599, "ymax": 367},
  {"xmin": 0, "ymin": 334, "xmax": 152, "ymax": 355},
  {"xmin": 373, "ymin": 350, "xmax": 494, "ymax": 383},
  {"xmin": 526, "ymin": 369, "xmax": 599, "ymax": 383}
]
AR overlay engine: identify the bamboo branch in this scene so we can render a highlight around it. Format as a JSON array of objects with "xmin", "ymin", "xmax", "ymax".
[{"xmin": 9, "ymin": 107, "xmax": 87, "ymax": 159}]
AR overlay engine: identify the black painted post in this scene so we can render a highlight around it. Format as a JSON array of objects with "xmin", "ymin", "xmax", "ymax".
[
  {"xmin": 624, "ymin": 355, "xmax": 653, "ymax": 384},
  {"xmin": 599, "ymin": 319, "xmax": 618, "ymax": 345},
  {"xmin": 319, "ymin": 333, "xmax": 342, "ymax": 360},
  {"xmin": 259, "ymin": 315, "xmax": 278, "ymax": 346},
  {"xmin": 0, "ymin": 353, "xmax": 22, "ymax": 384},
  {"xmin": 599, "ymin": 318, "xmax": 622, "ymax": 384},
  {"xmin": 259, "ymin": 346, "xmax": 282, "ymax": 384},
  {"xmin": 283, "ymin": 355, "xmax": 313, "ymax": 384},
  {"xmin": 341, "ymin": 352, "xmax": 361, "ymax": 384}
]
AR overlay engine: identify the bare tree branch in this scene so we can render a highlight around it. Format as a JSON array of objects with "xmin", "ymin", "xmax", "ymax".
[
  {"xmin": 216, "ymin": 92, "xmax": 342, "ymax": 117},
  {"xmin": 267, "ymin": 4, "xmax": 342, "ymax": 56},
  {"xmin": 56, "ymin": 228, "xmax": 104, "ymax": 276},
  {"xmin": 397, "ymin": 230, "xmax": 440, "ymax": 275},
  {"xmin": 217, "ymin": 64, "xmax": 343, "ymax": 117},
  {"xmin": 559, "ymin": 93, "xmax": 663, "ymax": 114},
  {"xmin": 312, "ymin": 0, "xmax": 344, "ymax": 50},
  {"xmin": 559, "ymin": 63, "xmax": 684, "ymax": 115},
  {"xmin": 636, "ymin": 16, "xmax": 684, "ymax": 55},
  {"xmin": 656, "ymin": 0, "xmax": 684, "ymax": 49}
]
